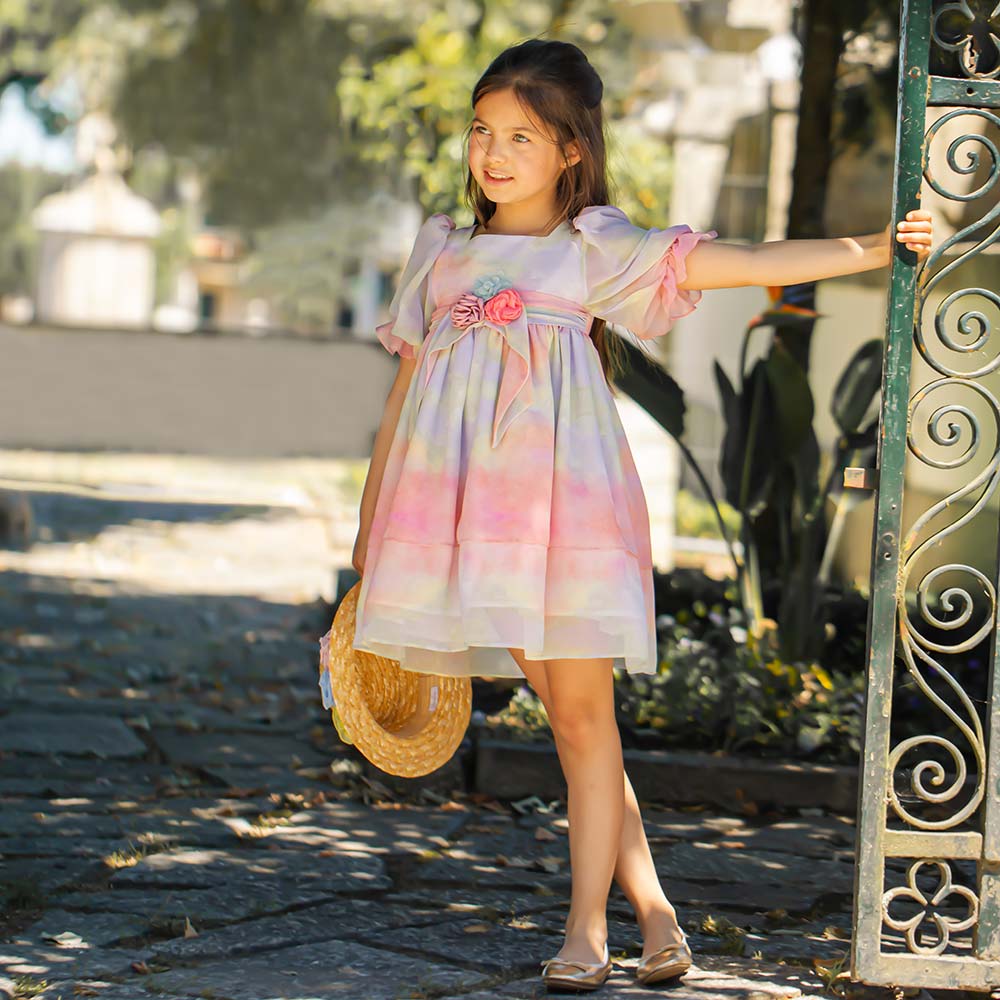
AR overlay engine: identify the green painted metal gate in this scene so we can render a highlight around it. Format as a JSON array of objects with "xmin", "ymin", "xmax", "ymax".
[{"xmin": 851, "ymin": 0, "xmax": 1000, "ymax": 989}]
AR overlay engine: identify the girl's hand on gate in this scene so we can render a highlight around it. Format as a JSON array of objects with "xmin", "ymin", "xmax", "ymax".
[{"xmin": 888, "ymin": 209, "xmax": 933, "ymax": 259}]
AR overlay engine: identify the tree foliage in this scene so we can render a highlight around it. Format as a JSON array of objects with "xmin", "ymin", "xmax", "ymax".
[{"xmin": 337, "ymin": 0, "xmax": 675, "ymax": 225}]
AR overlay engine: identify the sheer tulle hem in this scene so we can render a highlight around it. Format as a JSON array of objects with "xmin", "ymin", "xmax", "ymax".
[
  {"xmin": 354, "ymin": 537, "xmax": 658, "ymax": 678},
  {"xmin": 354, "ymin": 601, "xmax": 658, "ymax": 678}
]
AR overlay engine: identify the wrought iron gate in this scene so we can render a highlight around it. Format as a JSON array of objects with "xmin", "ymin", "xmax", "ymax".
[{"xmin": 851, "ymin": 0, "xmax": 1000, "ymax": 989}]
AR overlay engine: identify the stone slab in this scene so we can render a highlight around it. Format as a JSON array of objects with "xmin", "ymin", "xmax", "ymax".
[
  {"xmin": 146, "ymin": 897, "xmax": 446, "ymax": 962},
  {"xmin": 640, "ymin": 875, "xmax": 828, "ymax": 916},
  {"xmin": 0, "ymin": 942, "xmax": 135, "ymax": 982},
  {"xmin": 55, "ymin": 885, "xmax": 319, "ymax": 925},
  {"xmin": 401, "ymin": 855, "xmax": 569, "ymax": 894},
  {"xmin": 109, "ymin": 846, "xmax": 389, "ymax": 895},
  {"xmin": 15, "ymin": 909, "xmax": 149, "ymax": 948},
  {"xmin": 197, "ymin": 764, "xmax": 334, "ymax": 796},
  {"xmin": 146, "ymin": 937, "xmax": 491, "ymax": 1000},
  {"xmin": 712, "ymin": 817, "xmax": 856, "ymax": 857},
  {"xmin": 1, "ymin": 856, "xmax": 100, "ymax": 894},
  {"xmin": 363, "ymin": 918, "xmax": 563, "ymax": 975},
  {"xmin": 0, "ymin": 714, "xmax": 146, "ymax": 758},
  {"xmin": 257, "ymin": 800, "xmax": 473, "ymax": 855},
  {"xmin": 148, "ymin": 729, "xmax": 326, "ymax": 768},
  {"xmin": 0, "ymin": 836, "xmax": 137, "ymax": 858},
  {"xmin": 0, "ymin": 811, "xmax": 128, "ymax": 838},
  {"xmin": 0, "ymin": 761, "xmax": 183, "ymax": 801},
  {"xmin": 32, "ymin": 985, "xmax": 187, "ymax": 1000},
  {"xmin": 655, "ymin": 841, "xmax": 855, "ymax": 893},
  {"xmin": 386, "ymin": 887, "xmax": 565, "ymax": 919}
]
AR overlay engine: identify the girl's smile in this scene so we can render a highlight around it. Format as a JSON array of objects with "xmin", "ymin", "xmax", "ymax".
[{"xmin": 483, "ymin": 168, "xmax": 514, "ymax": 184}]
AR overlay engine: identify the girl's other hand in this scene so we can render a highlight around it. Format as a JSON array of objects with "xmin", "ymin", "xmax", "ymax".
[
  {"xmin": 352, "ymin": 529, "xmax": 367, "ymax": 576},
  {"xmin": 889, "ymin": 209, "xmax": 933, "ymax": 259}
]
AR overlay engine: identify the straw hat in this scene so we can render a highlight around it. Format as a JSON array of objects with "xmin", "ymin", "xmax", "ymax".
[{"xmin": 318, "ymin": 580, "xmax": 472, "ymax": 778}]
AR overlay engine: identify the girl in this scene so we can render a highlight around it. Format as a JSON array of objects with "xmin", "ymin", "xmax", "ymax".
[{"xmin": 349, "ymin": 38, "xmax": 932, "ymax": 992}]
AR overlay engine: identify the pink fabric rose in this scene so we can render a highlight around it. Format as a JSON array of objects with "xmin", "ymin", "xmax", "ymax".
[
  {"xmin": 484, "ymin": 288, "xmax": 524, "ymax": 325},
  {"xmin": 450, "ymin": 293, "xmax": 485, "ymax": 329}
]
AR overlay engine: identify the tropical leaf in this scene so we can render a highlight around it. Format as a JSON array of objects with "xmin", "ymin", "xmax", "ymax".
[
  {"xmin": 764, "ymin": 339, "xmax": 815, "ymax": 454},
  {"xmin": 832, "ymin": 339, "xmax": 883, "ymax": 435},
  {"xmin": 614, "ymin": 338, "xmax": 686, "ymax": 438}
]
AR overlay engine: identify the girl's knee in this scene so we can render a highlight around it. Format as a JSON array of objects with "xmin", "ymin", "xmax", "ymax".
[{"xmin": 547, "ymin": 693, "xmax": 607, "ymax": 747}]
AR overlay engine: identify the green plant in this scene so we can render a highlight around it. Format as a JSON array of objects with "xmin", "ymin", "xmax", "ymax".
[
  {"xmin": 493, "ymin": 592, "xmax": 868, "ymax": 763},
  {"xmin": 617, "ymin": 291, "xmax": 881, "ymax": 665},
  {"xmin": 625, "ymin": 610, "xmax": 866, "ymax": 760},
  {"xmin": 12, "ymin": 975, "xmax": 48, "ymax": 999},
  {"xmin": 700, "ymin": 914, "xmax": 748, "ymax": 956},
  {"xmin": 674, "ymin": 488, "xmax": 741, "ymax": 540}
]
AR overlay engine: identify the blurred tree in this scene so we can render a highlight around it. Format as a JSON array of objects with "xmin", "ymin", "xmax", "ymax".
[
  {"xmin": 110, "ymin": 0, "xmax": 359, "ymax": 229},
  {"xmin": 0, "ymin": 0, "xmax": 94, "ymax": 137},
  {"xmin": 336, "ymin": 0, "xmax": 674, "ymax": 226},
  {"xmin": 0, "ymin": 164, "xmax": 65, "ymax": 297}
]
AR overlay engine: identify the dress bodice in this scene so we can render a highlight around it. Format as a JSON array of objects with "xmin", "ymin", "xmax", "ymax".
[{"xmin": 428, "ymin": 223, "xmax": 586, "ymax": 316}]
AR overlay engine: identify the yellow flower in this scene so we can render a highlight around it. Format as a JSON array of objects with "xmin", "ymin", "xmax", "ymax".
[{"xmin": 812, "ymin": 665, "xmax": 834, "ymax": 691}]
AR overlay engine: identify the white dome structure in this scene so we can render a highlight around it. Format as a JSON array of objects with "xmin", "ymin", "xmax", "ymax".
[{"xmin": 32, "ymin": 154, "xmax": 161, "ymax": 328}]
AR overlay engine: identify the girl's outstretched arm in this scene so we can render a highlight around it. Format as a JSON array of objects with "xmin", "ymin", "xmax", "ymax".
[{"xmin": 678, "ymin": 210, "xmax": 933, "ymax": 291}]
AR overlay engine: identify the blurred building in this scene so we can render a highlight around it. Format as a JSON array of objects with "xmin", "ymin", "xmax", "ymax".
[{"xmin": 31, "ymin": 149, "xmax": 161, "ymax": 328}]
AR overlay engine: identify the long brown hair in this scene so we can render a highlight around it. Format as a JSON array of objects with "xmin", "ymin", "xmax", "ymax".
[{"xmin": 462, "ymin": 38, "xmax": 626, "ymax": 388}]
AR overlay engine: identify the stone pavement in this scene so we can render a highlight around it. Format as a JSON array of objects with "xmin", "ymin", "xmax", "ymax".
[{"xmin": 0, "ymin": 452, "xmax": 875, "ymax": 1000}]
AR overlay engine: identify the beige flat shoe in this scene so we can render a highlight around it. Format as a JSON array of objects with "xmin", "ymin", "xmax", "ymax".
[
  {"xmin": 635, "ymin": 930, "xmax": 693, "ymax": 985},
  {"xmin": 540, "ymin": 940, "xmax": 612, "ymax": 992}
]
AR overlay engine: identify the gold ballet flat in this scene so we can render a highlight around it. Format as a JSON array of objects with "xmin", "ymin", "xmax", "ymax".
[
  {"xmin": 635, "ymin": 930, "xmax": 693, "ymax": 985},
  {"xmin": 540, "ymin": 940, "xmax": 612, "ymax": 991}
]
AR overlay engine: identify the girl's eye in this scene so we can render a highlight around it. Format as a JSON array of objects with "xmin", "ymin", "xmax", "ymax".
[{"xmin": 473, "ymin": 126, "xmax": 528, "ymax": 143}]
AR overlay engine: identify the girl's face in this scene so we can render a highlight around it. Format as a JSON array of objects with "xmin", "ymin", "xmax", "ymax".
[{"xmin": 469, "ymin": 87, "xmax": 580, "ymax": 213}]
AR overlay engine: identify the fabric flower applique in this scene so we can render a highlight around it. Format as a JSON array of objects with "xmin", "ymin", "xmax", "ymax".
[
  {"xmin": 450, "ymin": 293, "xmax": 485, "ymax": 329},
  {"xmin": 472, "ymin": 273, "xmax": 513, "ymax": 299},
  {"xmin": 450, "ymin": 273, "xmax": 524, "ymax": 329},
  {"xmin": 483, "ymin": 288, "xmax": 523, "ymax": 324}
]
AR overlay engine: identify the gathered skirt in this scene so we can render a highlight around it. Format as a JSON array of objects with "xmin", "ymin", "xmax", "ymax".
[{"xmin": 352, "ymin": 318, "xmax": 659, "ymax": 678}]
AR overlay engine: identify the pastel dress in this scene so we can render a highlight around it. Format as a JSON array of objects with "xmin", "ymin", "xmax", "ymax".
[{"xmin": 353, "ymin": 204, "xmax": 716, "ymax": 678}]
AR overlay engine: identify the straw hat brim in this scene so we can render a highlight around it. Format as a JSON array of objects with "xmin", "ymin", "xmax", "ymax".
[{"xmin": 319, "ymin": 580, "xmax": 472, "ymax": 778}]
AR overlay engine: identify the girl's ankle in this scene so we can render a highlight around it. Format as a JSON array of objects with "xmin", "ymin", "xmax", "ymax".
[
  {"xmin": 563, "ymin": 919, "xmax": 608, "ymax": 951},
  {"xmin": 636, "ymin": 902, "xmax": 680, "ymax": 935}
]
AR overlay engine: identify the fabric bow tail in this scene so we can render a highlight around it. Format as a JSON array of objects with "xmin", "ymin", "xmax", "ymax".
[
  {"xmin": 411, "ymin": 307, "xmax": 533, "ymax": 448},
  {"xmin": 490, "ymin": 309, "xmax": 532, "ymax": 448}
]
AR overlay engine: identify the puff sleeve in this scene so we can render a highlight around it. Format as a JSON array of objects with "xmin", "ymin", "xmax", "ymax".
[
  {"xmin": 375, "ymin": 212, "xmax": 455, "ymax": 358},
  {"xmin": 572, "ymin": 205, "xmax": 717, "ymax": 339}
]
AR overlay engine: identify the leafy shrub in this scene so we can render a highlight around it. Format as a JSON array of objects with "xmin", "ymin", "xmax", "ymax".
[
  {"xmin": 488, "ymin": 573, "xmax": 869, "ymax": 764},
  {"xmin": 616, "ymin": 603, "xmax": 867, "ymax": 761}
]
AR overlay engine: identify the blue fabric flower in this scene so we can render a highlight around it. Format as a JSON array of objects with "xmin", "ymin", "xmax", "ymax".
[{"xmin": 471, "ymin": 273, "xmax": 514, "ymax": 299}]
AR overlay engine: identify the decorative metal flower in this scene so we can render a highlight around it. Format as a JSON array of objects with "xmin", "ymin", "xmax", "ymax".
[
  {"xmin": 883, "ymin": 859, "xmax": 978, "ymax": 955},
  {"xmin": 933, "ymin": 1, "xmax": 1000, "ymax": 79}
]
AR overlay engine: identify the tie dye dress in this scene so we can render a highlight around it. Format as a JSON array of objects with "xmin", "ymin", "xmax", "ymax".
[{"xmin": 352, "ymin": 204, "xmax": 716, "ymax": 678}]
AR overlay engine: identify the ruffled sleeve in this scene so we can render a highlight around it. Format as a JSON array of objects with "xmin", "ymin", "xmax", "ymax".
[
  {"xmin": 376, "ymin": 212, "xmax": 455, "ymax": 358},
  {"xmin": 571, "ymin": 205, "xmax": 717, "ymax": 339}
]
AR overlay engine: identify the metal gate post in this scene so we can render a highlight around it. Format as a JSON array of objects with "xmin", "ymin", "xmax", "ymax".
[{"xmin": 851, "ymin": 0, "xmax": 1000, "ymax": 989}]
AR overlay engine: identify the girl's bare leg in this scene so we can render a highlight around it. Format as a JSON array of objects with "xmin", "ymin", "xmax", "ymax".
[
  {"xmin": 508, "ymin": 648, "xmax": 686, "ymax": 960},
  {"xmin": 529, "ymin": 654, "xmax": 623, "ymax": 965}
]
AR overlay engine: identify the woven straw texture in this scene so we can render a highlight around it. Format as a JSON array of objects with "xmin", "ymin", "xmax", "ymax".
[{"xmin": 321, "ymin": 581, "xmax": 472, "ymax": 777}]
